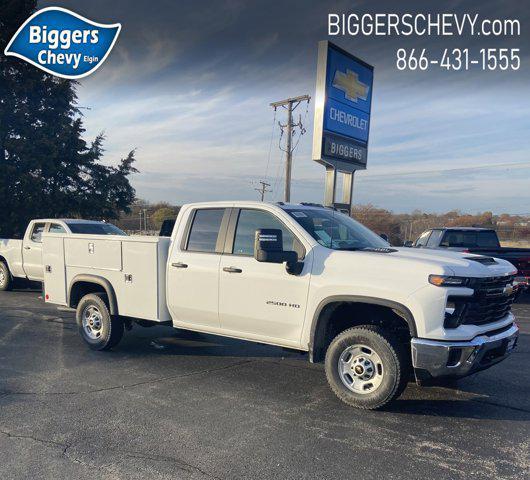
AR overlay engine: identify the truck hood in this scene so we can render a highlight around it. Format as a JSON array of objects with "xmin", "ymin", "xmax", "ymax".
[
  {"xmin": 321, "ymin": 246, "xmax": 516, "ymax": 279},
  {"xmin": 368, "ymin": 247, "xmax": 517, "ymax": 277}
]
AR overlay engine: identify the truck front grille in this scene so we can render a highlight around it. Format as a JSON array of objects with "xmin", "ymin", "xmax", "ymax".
[{"xmin": 445, "ymin": 275, "xmax": 516, "ymax": 328}]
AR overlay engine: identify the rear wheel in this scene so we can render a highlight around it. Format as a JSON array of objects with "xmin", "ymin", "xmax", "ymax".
[
  {"xmin": 0, "ymin": 262, "xmax": 13, "ymax": 291},
  {"xmin": 325, "ymin": 326, "xmax": 410, "ymax": 410},
  {"xmin": 76, "ymin": 293, "xmax": 124, "ymax": 350}
]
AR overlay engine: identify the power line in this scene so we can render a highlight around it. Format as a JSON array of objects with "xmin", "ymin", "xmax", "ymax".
[{"xmin": 263, "ymin": 108, "xmax": 277, "ymax": 181}]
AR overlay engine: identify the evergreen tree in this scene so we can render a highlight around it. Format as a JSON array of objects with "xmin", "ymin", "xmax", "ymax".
[{"xmin": 0, "ymin": 0, "xmax": 137, "ymax": 238}]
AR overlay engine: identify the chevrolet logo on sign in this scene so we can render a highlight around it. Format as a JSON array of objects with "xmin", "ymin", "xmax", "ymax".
[{"xmin": 332, "ymin": 69, "xmax": 369, "ymax": 103}]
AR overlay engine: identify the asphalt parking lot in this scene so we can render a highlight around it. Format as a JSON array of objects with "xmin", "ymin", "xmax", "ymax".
[{"xmin": 0, "ymin": 289, "xmax": 528, "ymax": 480}]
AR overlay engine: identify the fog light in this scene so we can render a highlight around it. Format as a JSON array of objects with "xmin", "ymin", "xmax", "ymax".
[
  {"xmin": 445, "ymin": 301, "xmax": 456, "ymax": 314},
  {"xmin": 446, "ymin": 348, "xmax": 462, "ymax": 367},
  {"xmin": 444, "ymin": 298, "xmax": 468, "ymax": 329}
]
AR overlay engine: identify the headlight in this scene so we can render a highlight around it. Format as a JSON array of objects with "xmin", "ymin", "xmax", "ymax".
[{"xmin": 429, "ymin": 275, "xmax": 470, "ymax": 287}]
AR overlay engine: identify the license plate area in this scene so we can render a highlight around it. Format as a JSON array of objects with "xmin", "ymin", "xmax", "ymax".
[{"xmin": 480, "ymin": 337, "xmax": 517, "ymax": 365}]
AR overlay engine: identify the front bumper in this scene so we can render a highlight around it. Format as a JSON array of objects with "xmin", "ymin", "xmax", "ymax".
[{"xmin": 411, "ymin": 323, "xmax": 519, "ymax": 383}]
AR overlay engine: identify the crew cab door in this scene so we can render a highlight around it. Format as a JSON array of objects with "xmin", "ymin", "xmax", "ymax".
[
  {"xmin": 218, "ymin": 208, "xmax": 311, "ymax": 347},
  {"xmin": 22, "ymin": 222, "xmax": 46, "ymax": 281},
  {"xmin": 166, "ymin": 208, "xmax": 230, "ymax": 330}
]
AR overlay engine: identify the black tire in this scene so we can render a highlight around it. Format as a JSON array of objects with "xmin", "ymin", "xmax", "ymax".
[
  {"xmin": 76, "ymin": 293, "xmax": 124, "ymax": 351},
  {"xmin": 0, "ymin": 262, "xmax": 13, "ymax": 291},
  {"xmin": 325, "ymin": 325, "xmax": 410, "ymax": 410}
]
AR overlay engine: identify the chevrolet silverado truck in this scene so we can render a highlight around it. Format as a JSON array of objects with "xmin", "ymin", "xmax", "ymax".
[
  {"xmin": 411, "ymin": 227, "xmax": 530, "ymax": 290},
  {"xmin": 0, "ymin": 219, "xmax": 126, "ymax": 291},
  {"xmin": 42, "ymin": 202, "xmax": 519, "ymax": 409}
]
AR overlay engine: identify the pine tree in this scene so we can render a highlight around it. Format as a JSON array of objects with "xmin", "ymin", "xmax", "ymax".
[{"xmin": 0, "ymin": 0, "xmax": 138, "ymax": 238}]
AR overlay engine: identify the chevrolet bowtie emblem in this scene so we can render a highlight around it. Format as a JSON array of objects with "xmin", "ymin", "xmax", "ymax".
[{"xmin": 332, "ymin": 69, "xmax": 369, "ymax": 103}]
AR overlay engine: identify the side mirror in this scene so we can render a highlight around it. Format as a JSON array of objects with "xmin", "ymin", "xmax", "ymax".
[
  {"xmin": 379, "ymin": 233, "xmax": 389, "ymax": 242},
  {"xmin": 403, "ymin": 240, "xmax": 413, "ymax": 247},
  {"xmin": 254, "ymin": 229, "xmax": 302, "ymax": 274}
]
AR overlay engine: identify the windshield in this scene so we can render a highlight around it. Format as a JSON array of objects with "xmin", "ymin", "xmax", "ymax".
[
  {"xmin": 67, "ymin": 223, "xmax": 127, "ymax": 236},
  {"xmin": 287, "ymin": 208, "xmax": 389, "ymax": 250}
]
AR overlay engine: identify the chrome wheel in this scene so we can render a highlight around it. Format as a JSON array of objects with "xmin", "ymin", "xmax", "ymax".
[
  {"xmin": 0, "ymin": 268, "xmax": 6, "ymax": 287},
  {"xmin": 338, "ymin": 344, "xmax": 384, "ymax": 394},
  {"xmin": 82, "ymin": 305, "xmax": 103, "ymax": 340}
]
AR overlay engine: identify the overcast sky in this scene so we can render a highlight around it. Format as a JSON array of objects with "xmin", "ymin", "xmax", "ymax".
[{"xmin": 41, "ymin": 0, "xmax": 530, "ymax": 213}]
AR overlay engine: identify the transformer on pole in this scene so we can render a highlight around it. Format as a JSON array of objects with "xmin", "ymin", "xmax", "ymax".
[{"xmin": 270, "ymin": 95, "xmax": 311, "ymax": 203}]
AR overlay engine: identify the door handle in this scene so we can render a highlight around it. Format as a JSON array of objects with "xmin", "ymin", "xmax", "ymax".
[
  {"xmin": 24, "ymin": 246, "xmax": 31, "ymax": 250},
  {"xmin": 171, "ymin": 262, "xmax": 188, "ymax": 268},
  {"xmin": 223, "ymin": 266, "xmax": 242, "ymax": 273}
]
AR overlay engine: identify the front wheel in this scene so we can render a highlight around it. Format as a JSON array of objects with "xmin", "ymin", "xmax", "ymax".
[
  {"xmin": 325, "ymin": 326, "xmax": 410, "ymax": 410},
  {"xmin": 0, "ymin": 262, "xmax": 13, "ymax": 291},
  {"xmin": 76, "ymin": 293, "xmax": 124, "ymax": 350}
]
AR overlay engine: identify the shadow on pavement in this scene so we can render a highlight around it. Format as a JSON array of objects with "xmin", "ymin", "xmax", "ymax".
[
  {"xmin": 115, "ymin": 327, "xmax": 305, "ymax": 360},
  {"xmin": 387, "ymin": 397, "xmax": 530, "ymax": 421}
]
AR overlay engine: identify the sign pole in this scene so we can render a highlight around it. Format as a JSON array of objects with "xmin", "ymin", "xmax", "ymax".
[
  {"xmin": 342, "ymin": 171, "xmax": 354, "ymax": 210},
  {"xmin": 324, "ymin": 166, "xmax": 337, "ymax": 206}
]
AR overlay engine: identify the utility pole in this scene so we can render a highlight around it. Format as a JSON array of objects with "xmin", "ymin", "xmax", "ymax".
[
  {"xmin": 254, "ymin": 180, "xmax": 272, "ymax": 201},
  {"xmin": 270, "ymin": 95, "xmax": 310, "ymax": 203}
]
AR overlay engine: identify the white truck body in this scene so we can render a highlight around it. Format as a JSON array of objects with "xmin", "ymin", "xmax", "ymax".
[
  {"xmin": 1, "ymin": 219, "xmax": 70, "ymax": 283},
  {"xmin": 0, "ymin": 219, "xmax": 126, "ymax": 285},
  {"xmin": 41, "ymin": 202, "xmax": 520, "ymax": 408}
]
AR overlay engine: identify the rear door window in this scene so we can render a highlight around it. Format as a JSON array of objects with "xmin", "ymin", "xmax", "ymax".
[
  {"xmin": 49, "ymin": 223, "xmax": 66, "ymax": 234},
  {"xmin": 186, "ymin": 209, "xmax": 226, "ymax": 253}
]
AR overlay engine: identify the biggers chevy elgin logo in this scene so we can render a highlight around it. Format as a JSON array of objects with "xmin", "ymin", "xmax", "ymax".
[{"xmin": 4, "ymin": 7, "xmax": 121, "ymax": 79}]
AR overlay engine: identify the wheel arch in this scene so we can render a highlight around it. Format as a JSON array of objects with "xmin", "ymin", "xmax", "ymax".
[
  {"xmin": 68, "ymin": 274, "xmax": 118, "ymax": 316},
  {"xmin": 0, "ymin": 255, "xmax": 11, "ymax": 271},
  {"xmin": 0, "ymin": 255, "xmax": 13, "ymax": 286},
  {"xmin": 309, "ymin": 295, "xmax": 417, "ymax": 363}
]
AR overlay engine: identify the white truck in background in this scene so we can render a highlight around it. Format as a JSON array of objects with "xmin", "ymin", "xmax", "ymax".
[
  {"xmin": 0, "ymin": 219, "xmax": 126, "ymax": 291},
  {"xmin": 42, "ymin": 202, "xmax": 519, "ymax": 409}
]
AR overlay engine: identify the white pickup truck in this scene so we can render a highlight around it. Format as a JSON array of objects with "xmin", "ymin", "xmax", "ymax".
[
  {"xmin": 42, "ymin": 202, "xmax": 519, "ymax": 409},
  {"xmin": 0, "ymin": 219, "xmax": 126, "ymax": 291}
]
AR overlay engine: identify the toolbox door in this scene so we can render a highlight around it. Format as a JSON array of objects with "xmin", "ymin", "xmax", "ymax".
[{"xmin": 43, "ymin": 234, "xmax": 67, "ymax": 305}]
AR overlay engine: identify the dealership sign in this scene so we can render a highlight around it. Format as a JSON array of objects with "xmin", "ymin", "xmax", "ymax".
[
  {"xmin": 4, "ymin": 7, "xmax": 121, "ymax": 79},
  {"xmin": 312, "ymin": 41, "xmax": 374, "ymax": 170}
]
